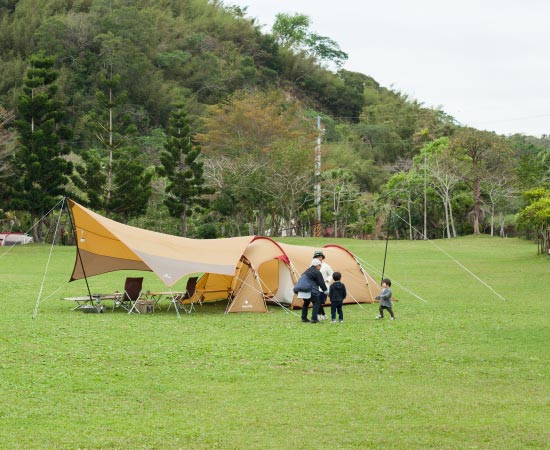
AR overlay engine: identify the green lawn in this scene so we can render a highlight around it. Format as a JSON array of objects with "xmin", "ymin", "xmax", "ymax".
[{"xmin": 1, "ymin": 236, "xmax": 549, "ymax": 449}]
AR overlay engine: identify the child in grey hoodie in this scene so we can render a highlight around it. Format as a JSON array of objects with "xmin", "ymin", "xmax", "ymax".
[{"xmin": 375, "ymin": 278, "xmax": 395, "ymax": 320}]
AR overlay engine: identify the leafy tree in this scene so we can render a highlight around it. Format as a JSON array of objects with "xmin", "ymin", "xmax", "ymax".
[
  {"xmin": 198, "ymin": 90, "xmax": 312, "ymax": 156},
  {"xmin": 158, "ymin": 103, "xmax": 213, "ymax": 237},
  {"xmin": 358, "ymin": 87, "xmax": 424, "ymax": 168},
  {"xmin": 516, "ymin": 188, "xmax": 550, "ymax": 255},
  {"xmin": 414, "ymin": 138, "xmax": 467, "ymax": 238},
  {"xmin": 272, "ymin": 13, "xmax": 347, "ymax": 67},
  {"xmin": 198, "ymin": 90, "xmax": 315, "ymax": 234},
  {"xmin": 450, "ymin": 128, "xmax": 510, "ymax": 235},
  {"xmin": 511, "ymin": 138, "xmax": 548, "ymax": 191},
  {"xmin": 12, "ymin": 52, "xmax": 73, "ymax": 242},
  {"xmin": 272, "ymin": 13, "xmax": 310, "ymax": 48}
]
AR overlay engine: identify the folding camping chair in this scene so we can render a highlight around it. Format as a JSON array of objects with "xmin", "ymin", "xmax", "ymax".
[
  {"xmin": 115, "ymin": 277, "xmax": 144, "ymax": 313},
  {"xmin": 167, "ymin": 276, "xmax": 199, "ymax": 314}
]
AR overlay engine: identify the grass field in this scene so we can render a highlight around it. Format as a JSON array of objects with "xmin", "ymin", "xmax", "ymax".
[{"xmin": 1, "ymin": 236, "xmax": 549, "ymax": 449}]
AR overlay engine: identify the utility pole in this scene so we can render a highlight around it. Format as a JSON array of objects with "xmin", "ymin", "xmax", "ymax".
[
  {"xmin": 314, "ymin": 116, "xmax": 322, "ymax": 237},
  {"xmin": 423, "ymin": 151, "xmax": 427, "ymax": 239}
]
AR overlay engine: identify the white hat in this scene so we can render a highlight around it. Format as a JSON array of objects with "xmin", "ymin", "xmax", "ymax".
[{"xmin": 311, "ymin": 258, "xmax": 322, "ymax": 267}]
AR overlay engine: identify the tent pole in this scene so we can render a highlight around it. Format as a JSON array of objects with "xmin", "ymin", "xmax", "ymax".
[
  {"xmin": 381, "ymin": 209, "xmax": 392, "ymax": 284},
  {"xmin": 32, "ymin": 197, "xmax": 66, "ymax": 319},
  {"xmin": 66, "ymin": 198, "xmax": 94, "ymax": 302}
]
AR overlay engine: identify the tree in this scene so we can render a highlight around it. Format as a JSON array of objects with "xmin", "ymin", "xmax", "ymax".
[
  {"xmin": 108, "ymin": 146, "xmax": 153, "ymax": 223},
  {"xmin": 72, "ymin": 149, "xmax": 108, "ymax": 210},
  {"xmin": 272, "ymin": 13, "xmax": 348, "ymax": 67},
  {"xmin": 88, "ymin": 33, "xmax": 128, "ymax": 214},
  {"xmin": 0, "ymin": 106, "xmax": 15, "ymax": 205},
  {"xmin": 481, "ymin": 143, "xmax": 518, "ymax": 237},
  {"xmin": 272, "ymin": 13, "xmax": 310, "ymax": 49},
  {"xmin": 321, "ymin": 168, "xmax": 361, "ymax": 237},
  {"xmin": 508, "ymin": 136, "xmax": 547, "ymax": 191},
  {"xmin": 158, "ymin": 103, "xmax": 213, "ymax": 237},
  {"xmin": 482, "ymin": 175, "xmax": 518, "ymax": 237},
  {"xmin": 198, "ymin": 90, "xmax": 312, "ymax": 157},
  {"xmin": 516, "ymin": 188, "xmax": 550, "ymax": 255},
  {"xmin": 359, "ymin": 87, "xmax": 425, "ymax": 164},
  {"xmin": 264, "ymin": 141, "xmax": 313, "ymax": 236},
  {"xmin": 385, "ymin": 170, "xmax": 422, "ymax": 240},
  {"xmin": 12, "ymin": 52, "xmax": 73, "ymax": 242},
  {"xmin": 450, "ymin": 128, "xmax": 509, "ymax": 235},
  {"xmin": 198, "ymin": 90, "xmax": 315, "ymax": 235},
  {"xmin": 414, "ymin": 138, "xmax": 467, "ymax": 238}
]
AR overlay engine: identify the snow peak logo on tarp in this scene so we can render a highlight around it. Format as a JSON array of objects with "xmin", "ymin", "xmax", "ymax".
[{"xmin": 241, "ymin": 300, "xmax": 253, "ymax": 308}]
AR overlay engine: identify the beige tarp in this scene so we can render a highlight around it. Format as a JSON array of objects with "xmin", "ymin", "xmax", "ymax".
[{"xmin": 69, "ymin": 200, "xmax": 254, "ymax": 287}]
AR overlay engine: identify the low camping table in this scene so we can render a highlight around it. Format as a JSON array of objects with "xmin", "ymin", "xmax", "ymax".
[
  {"xmin": 62, "ymin": 294, "xmax": 121, "ymax": 311},
  {"xmin": 142, "ymin": 291, "xmax": 186, "ymax": 316}
]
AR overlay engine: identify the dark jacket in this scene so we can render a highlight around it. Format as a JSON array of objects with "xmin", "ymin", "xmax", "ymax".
[
  {"xmin": 303, "ymin": 265, "xmax": 328, "ymax": 295},
  {"xmin": 329, "ymin": 281, "xmax": 347, "ymax": 303}
]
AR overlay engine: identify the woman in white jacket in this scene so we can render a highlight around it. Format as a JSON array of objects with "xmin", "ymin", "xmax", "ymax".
[{"xmin": 314, "ymin": 250, "xmax": 333, "ymax": 320}]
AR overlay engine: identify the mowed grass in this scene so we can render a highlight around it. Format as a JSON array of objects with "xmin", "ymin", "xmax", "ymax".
[{"xmin": 0, "ymin": 236, "xmax": 549, "ymax": 449}]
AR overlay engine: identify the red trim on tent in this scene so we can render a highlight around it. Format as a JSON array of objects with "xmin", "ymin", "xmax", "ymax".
[
  {"xmin": 322, "ymin": 243, "xmax": 356, "ymax": 258},
  {"xmin": 251, "ymin": 236, "xmax": 291, "ymax": 264}
]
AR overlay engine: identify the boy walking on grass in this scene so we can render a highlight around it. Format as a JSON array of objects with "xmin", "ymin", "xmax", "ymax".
[
  {"xmin": 375, "ymin": 278, "xmax": 395, "ymax": 320},
  {"xmin": 329, "ymin": 271, "xmax": 346, "ymax": 323}
]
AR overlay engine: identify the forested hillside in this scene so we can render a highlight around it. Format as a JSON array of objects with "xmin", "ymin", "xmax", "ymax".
[{"xmin": 1, "ymin": 0, "xmax": 550, "ymax": 246}]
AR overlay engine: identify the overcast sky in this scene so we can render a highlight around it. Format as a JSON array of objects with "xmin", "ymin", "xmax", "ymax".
[{"xmin": 230, "ymin": 0, "xmax": 550, "ymax": 137}]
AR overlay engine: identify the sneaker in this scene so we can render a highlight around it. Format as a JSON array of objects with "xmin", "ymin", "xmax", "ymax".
[
  {"xmin": 391, "ymin": 317, "xmax": 395, "ymax": 320},
  {"xmin": 338, "ymin": 320, "xmax": 343, "ymax": 323},
  {"xmin": 375, "ymin": 316, "xmax": 383, "ymax": 319},
  {"xmin": 301, "ymin": 318, "xmax": 310, "ymax": 323},
  {"xmin": 330, "ymin": 320, "xmax": 336, "ymax": 323},
  {"xmin": 310, "ymin": 320, "xmax": 319, "ymax": 323}
]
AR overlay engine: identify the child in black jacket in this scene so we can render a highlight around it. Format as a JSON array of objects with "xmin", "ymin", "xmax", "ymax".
[{"xmin": 328, "ymin": 272, "xmax": 347, "ymax": 323}]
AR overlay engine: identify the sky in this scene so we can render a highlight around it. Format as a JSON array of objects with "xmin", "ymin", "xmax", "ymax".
[{"xmin": 229, "ymin": 0, "xmax": 550, "ymax": 137}]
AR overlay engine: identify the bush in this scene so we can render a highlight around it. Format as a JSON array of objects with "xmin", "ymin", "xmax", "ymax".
[{"xmin": 195, "ymin": 222, "xmax": 218, "ymax": 239}]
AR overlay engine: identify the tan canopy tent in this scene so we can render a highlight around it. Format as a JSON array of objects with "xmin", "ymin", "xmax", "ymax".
[
  {"xmin": 68, "ymin": 200, "xmax": 380, "ymax": 313},
  {"xmin": 69, "ymin": 199, "xmax": 254, "ymax": 287}
]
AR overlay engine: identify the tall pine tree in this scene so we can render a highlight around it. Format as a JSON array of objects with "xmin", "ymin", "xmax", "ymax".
[
  {"xmin": 158, "ymin": 103, "xmax": 213, "ymax": 237},
  {"xmin": 12, "ymin": 52, "xmax": 72, "ymax": 242}
]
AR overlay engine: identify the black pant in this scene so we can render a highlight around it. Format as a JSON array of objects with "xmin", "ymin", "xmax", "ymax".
[
  {"xmin": 319, "ymin": 291, "xmax": 327, "ymax": 316},
  {"xmin": 310, "ymin": 294, "xmax": 322, "ymax": 321},
  {"xmin": 301, "ymin": 297, "xmax": 312, "ymax": 321},
  {"xmin": 331, "ymin": 301, "xmax": 343, "ymax": 321},
  {"xmin": 379, "ymin": 305, "xmax": 395, "ymax": 318}
]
